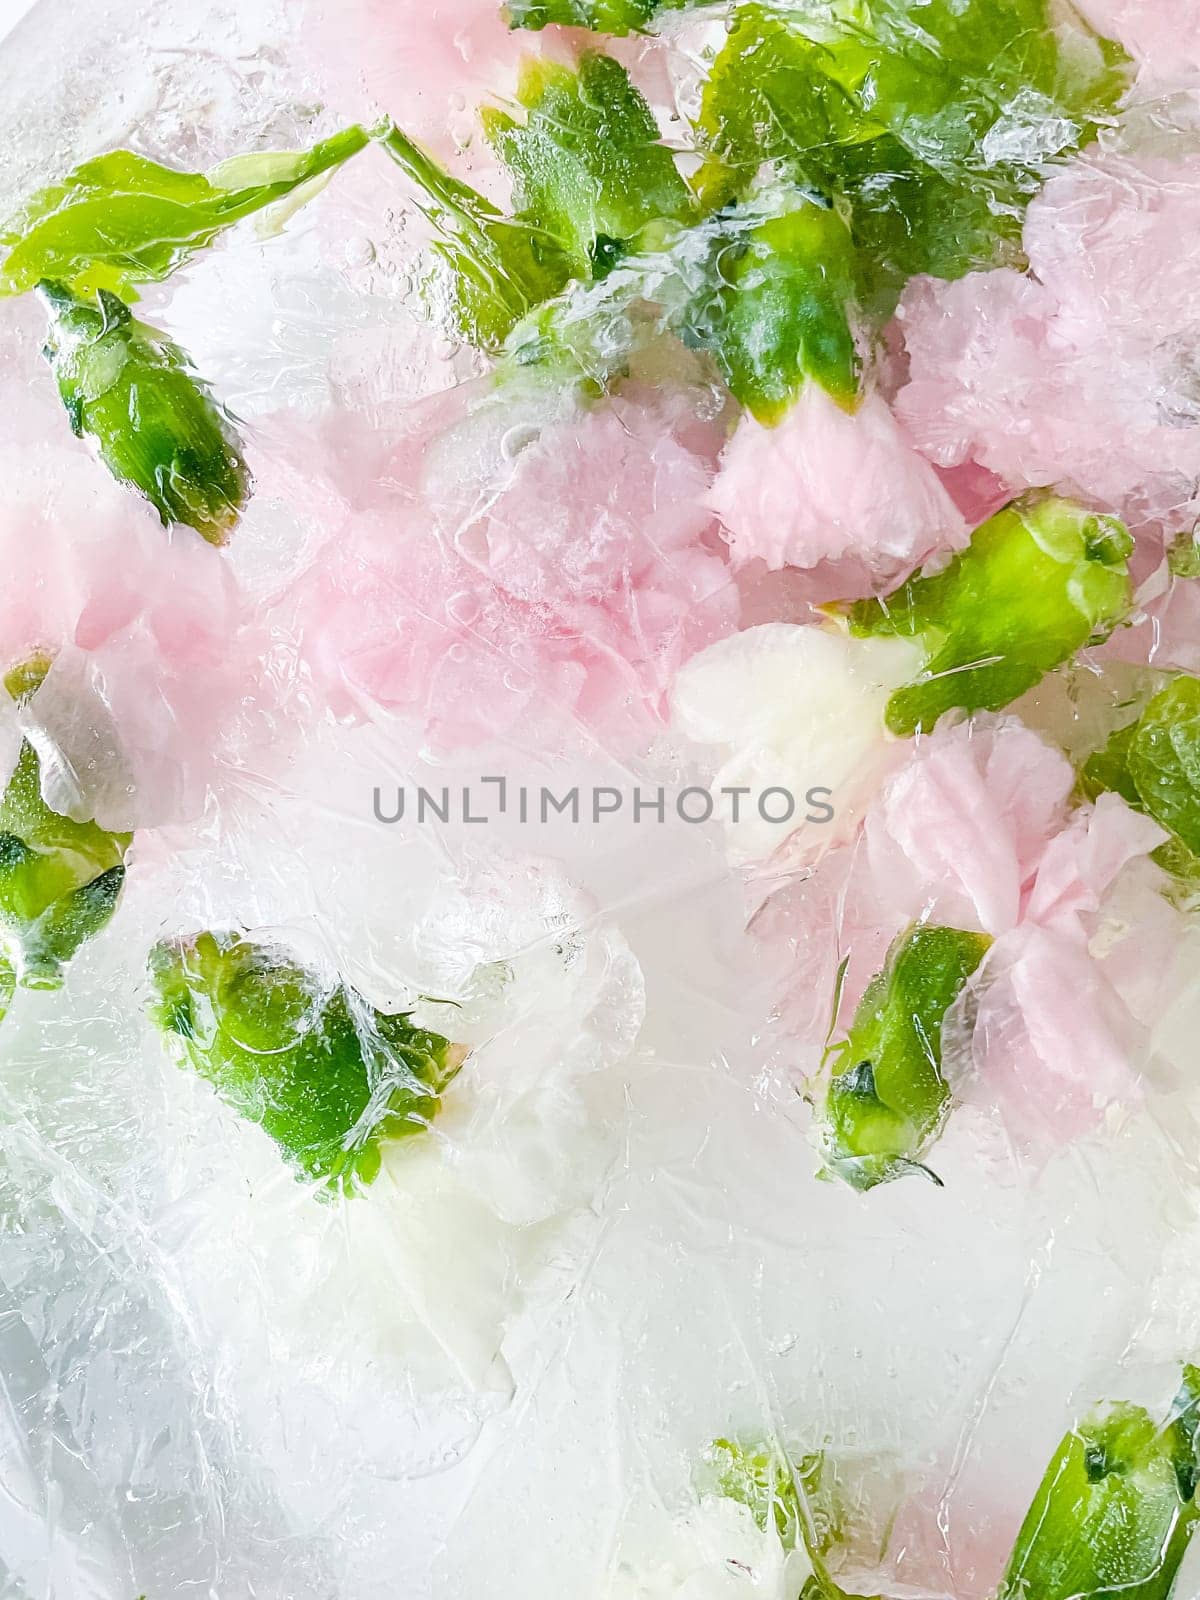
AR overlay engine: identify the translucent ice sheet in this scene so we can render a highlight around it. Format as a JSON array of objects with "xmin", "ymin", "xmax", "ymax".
[{"xmin": 3, "ymin": 2, "xmax": 1200, "ymax": 1598}]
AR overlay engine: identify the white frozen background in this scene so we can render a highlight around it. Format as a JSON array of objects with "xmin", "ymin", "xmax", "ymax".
[{"xmin": 2, "ymin": 4, "xmax": 1200, "ymax": 1600}]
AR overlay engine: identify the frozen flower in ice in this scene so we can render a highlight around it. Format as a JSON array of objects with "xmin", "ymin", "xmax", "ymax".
[
  {"xmin": 865, "ymin": 717, "xmax": 1168, "ymax": 1140},
  {"xmin": 764, "ymin": 715, "xmax": 1173, "ymax": 1152},
  {"xmin": 606, "ymin": 1491, "xmax": 812, "ymax": 1600},
  {"xmin": 955, "ymin": 795, "xmax": 1167, "ymax": 1147},
  {"xmin": 813, "ymin": 920, "xmax": 993, "ymax": 1189},
  {"xmin": 707, "ymin": 386, "xmax": 968, "ymax": 604},
  {"xmin": 897, "ymin": 153, "xmax": 1200, "ymax": 533},
  {"xmin": 149, "ymin": 929, "xmax": 466, "ymax": 1193},
  {"xmin": 293, "ymin": 382, "xmax": 736, "ymax": 751}
]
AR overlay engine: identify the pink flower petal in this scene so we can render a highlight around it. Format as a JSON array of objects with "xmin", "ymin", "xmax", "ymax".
[
  {"xmin": 865, "ymin": 717, "xmax": 1075, "ymax": 937},
  {"xmin": 707, "ymin": 386, "xmax": 968, "ymax": 604},
  {"xmin": 897, "ymin": 154, "xmax": 1200, "ymax": 534}
]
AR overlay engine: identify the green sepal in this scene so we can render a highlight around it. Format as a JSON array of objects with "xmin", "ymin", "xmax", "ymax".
[
  {"xmin": 1, "ymin": 125, "xmax": 372, "ymax": 299},
  {"xmin": 998, "ymin": 1366, "xmax": 1200, "ymax": 1600},
  {"xmin": 481, "ymin": 52, "xmax": 693, "ymax": 284},
  {"xmin": 148, "ymin": 930, "xmax": 467, "ymax": 1194},
  {"xmin": 0, "ymin": 663, "xmax": 131, "ymax": 990},
  {"xmin": 815, "ymin": 924, "xmax": 991, "ymax": 1191},
  {"xmin": 39, "ymin": 282, "xmax": 248, "ymax": 542},
  {"xmin": 684, "ymin": 194, "xmax": 859, "ymax": 420},
  {"xmin": 840, "ymin": 496, "xmax": 1133, "ymax": 738}
]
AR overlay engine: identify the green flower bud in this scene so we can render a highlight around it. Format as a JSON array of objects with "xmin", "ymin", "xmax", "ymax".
[
  {"xmin": 999, "ymin": 1366, "xmax": 1200, "ymax": 1600},
  {"xmin": 148, "ymin": 930, "xmax": 467, "ymax": 1194},
  {"xmin": 841, "ymin": 496, "xmax": 1133, "ymax": 737},
  {"xmin": 814, "ymin": 924, "xmax": 991, "ymax": 1190},
  {"xmin": 39, "ymin": 281, "xmax": 248, "ymax": 544}
]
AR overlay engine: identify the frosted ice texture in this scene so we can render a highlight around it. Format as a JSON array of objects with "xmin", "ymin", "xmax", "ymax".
[{"xmin": 1, "ymin": 3, "xmax": 1199, "ymax": 1599}]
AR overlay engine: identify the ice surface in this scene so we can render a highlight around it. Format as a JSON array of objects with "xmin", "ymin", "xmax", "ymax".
[{"xmin": 2, "ymin": 2, "xmax": 1200, "ymax": 1599}]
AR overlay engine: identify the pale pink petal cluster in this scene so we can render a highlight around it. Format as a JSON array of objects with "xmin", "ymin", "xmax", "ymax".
[
  {"xmin": 897, "ymin": 153, "xmax": 1200, "ymax": 534},
  {"xmin": 864, "ymin": 718, "xmax": 1074, "ymax": 936},
  {"xmin": 707, "ymin": 386, "xmax": 968, "ymax": 604},
  {"xmin": 764, "ymin": 715, "xmax": 1172, "ymax": 1146},
  {"xmin": 291, "ymin": 386, "xmax": 736, "ymax": 751},
  {"xmin": 960, "ymin": 795, "xmax": 1168, "ymax": 1147}
]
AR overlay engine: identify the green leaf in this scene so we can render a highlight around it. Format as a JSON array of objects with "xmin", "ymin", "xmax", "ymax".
[
  {"xmin": 814, "ymin": 924, "xmax": 991, "ymax": 1191},
  {"xmin": 841, "ymin": 496, "xmax": 1133, "ymax": 738},
  {"xmin": 998, "ymin": 1366, "xmax": 1200, "ymax": 1600},
  {"xmin": 378, "ymin": 122, "xmax": 571, "ymax": 350},
  {"xmin": 1125, "ymin": 678, "xmax": 1200, "ymax": 859},
  {"xmin": 695, "ymin": 6, "xmax": 879, "ymax": 213},
  {"xmin": 39, "ymin": 283, "xmax": 248, "ymax": 543},
  {"xmin": 504, "ymin": 0, "xmax": 689, "ymax": 34},
  {"xmin": 148, "ymin": 931, "xmax": 467, "ymax": 1193},
  {"xmin": 482, "ymin": 52, "xmax": 694, "ymax": 283},
  {"xmin": 684, "ymin": 192, "xmax": 859, "ymax": 420},
  {"xmin": 0, "ymin": 660, "xmax": 130, "ymax": 990},
  {"xmin": 694, "ymin": 1, "xmax": 1129, "ymax": 309},
  {"xmin": 816, "ymin": 134, "xmax": 1025, "ymax": 317},
  {"xmin": 1083, "ymin": 677, "xmax": 1200, "ymax": 884},
  {"xmin": 1, "ymin": 124, "xmax": 372, "ymax": 298}
]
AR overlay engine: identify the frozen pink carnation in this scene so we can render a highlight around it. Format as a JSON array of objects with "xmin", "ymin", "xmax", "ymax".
[
  {"xmin": 290, "ymin": 385, "xmax": 736, "ymax": 751},
  {"xmin": 865, "ymin": 723, "xmax": 1167, "ymax": 1144},
  {"xmin": 0, "ymin": 441, "xmax": 251, "ymax": 830},
  {"xmin": 707, "ymin": 386, "xmax": 968, "ymax": 604},
  {"xmin": 760, "ymin": 718, "xmax": 1070, "ymax": 1052},
  {"xmin": 897, "ymin": 153, "xmax": 1200, "ymax": 532},
  {"xmin": 766, "ymin": 716, "xmax": 1170, "ymax": 1145},
  {"xmin": 955, "ymin": 794, "xmax": 1167, "ymax": 1147}
]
